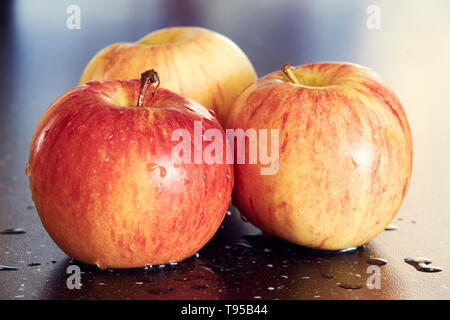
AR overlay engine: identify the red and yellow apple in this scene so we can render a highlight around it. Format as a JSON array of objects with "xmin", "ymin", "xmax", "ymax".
[
  {"xmin": 27, "ymin": 71, "xmax": 233, "ymax": 269},
  {"xmin": 79, "ymin": 26, "xmax": 257, "ymax": 125},
  {"xmin": 227, "ymin": 62, "xmax": 413, "ymax": 250}
]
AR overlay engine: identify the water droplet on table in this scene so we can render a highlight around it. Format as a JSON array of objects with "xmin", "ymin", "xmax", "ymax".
[
  {"xmin": 148, "ymin": 287, "xmax": 173, "ymax": 295},
  {"xmin": 0, "ymin": 228, "xmax": 26, "ymax": 234},
  {"xmin": 367, "ymin": 258, "xmax": 388, "ymax": 266},
  {"xmin": 191, "ymin": 284, "xmax": 208, "ymax": 290},
  {"xmin": 0, "ymin": 265, "xmax": 18, "ymax": 271},
  {"xmin": 199, "ymin": 263, "xmax": 236, "ymax": 273},
  {"xmin": 338, "ymin": 283, "xmax": 363, "ymax": 290},
  {"xmin": 233, "ymin": 241, "xmax": 252, "ymax": 249},
  {"xmin": 27, "ymin": 262, "xmax": 41, "ymax": 267},
  {"xmin": 338, "ymin": 247, "xmax": 359, "ymax": 253},
  {"xmin": 404, "ymin": 257, "xmax": 443, "ymax": 273},
  {"xmin": 385, "ymin": 224, "xmax": 399, "ymax": 231}
]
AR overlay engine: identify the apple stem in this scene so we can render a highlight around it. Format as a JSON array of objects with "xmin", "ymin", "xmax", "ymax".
[
  {"xmin": 137, "ymin": 69, "xmax": 160, "ymax": 107},
  {"xmin": 282, "ymin": 63, "xmax": 299, "ymax": 84}
]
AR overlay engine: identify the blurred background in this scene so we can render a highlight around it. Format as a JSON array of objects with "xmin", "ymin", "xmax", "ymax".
[{"xmin": 1, "ymin": 0, "xmax": 449, "ymax": 300}]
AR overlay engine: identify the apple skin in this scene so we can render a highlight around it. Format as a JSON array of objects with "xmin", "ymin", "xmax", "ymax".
[
  {"xmin": 27, "ymin": 79, "xmax": 233, "ymax": 269},
  {"xmin": 79, "ymin": 26, "xmax": 257, "ymax": 126},
  {"xmin": 227, "ymin": 62, "xmax": 413, "ymax": 250}
]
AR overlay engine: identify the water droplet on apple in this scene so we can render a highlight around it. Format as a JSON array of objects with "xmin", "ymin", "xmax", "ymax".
[
  {"xmin": 351, "ymin": 169, "xmax": 360, "ymax": 181},
  {"xmin": 104, "ymin": 157, "xmax": 110, "ymax": 162},
  {"xmin": 374, "ymin": 154, "xmax": 384, "ymax": 175},
  {"xmin": 156, "ymin": 184, "xmax": 163, "ymax": 194},
  {"xmin": 184, "ymin": 106, "xmax": 194, "ymax": 112},
  {"xmin": 218, "ymin": 191, "xmax": 222, "ymax": 199},
  {"xmin": 351, "ymin": 156, "xmax": 358, "ymax": 169},
  {"xmin": 96, "ymin": 262, "xmax": 108, "ymax": 270},
  {"xmin": 148, "ymin": 163, "xmax": 166, "ymax": 178},
  {"xmin": 25, "ymin": 164, "xmax": 31, "ymax": 177}
]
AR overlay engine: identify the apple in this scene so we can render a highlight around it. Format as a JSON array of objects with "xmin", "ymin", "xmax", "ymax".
[
  {"xmin": 226, "ymin": 62, "xmax": 413, "ymax": 250},
  {"xmin": 79, "ymin": 26, "xmax": 257, "ymax": 126},
  {"xmin": 26, "ymin": 70, "xmax": 233, "ymax": 269}
]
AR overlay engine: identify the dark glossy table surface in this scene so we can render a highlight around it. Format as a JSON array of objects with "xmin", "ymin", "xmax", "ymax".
[{"xmin": 1, "ymin": 0, "xmax": 449, "ymax": 300}]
